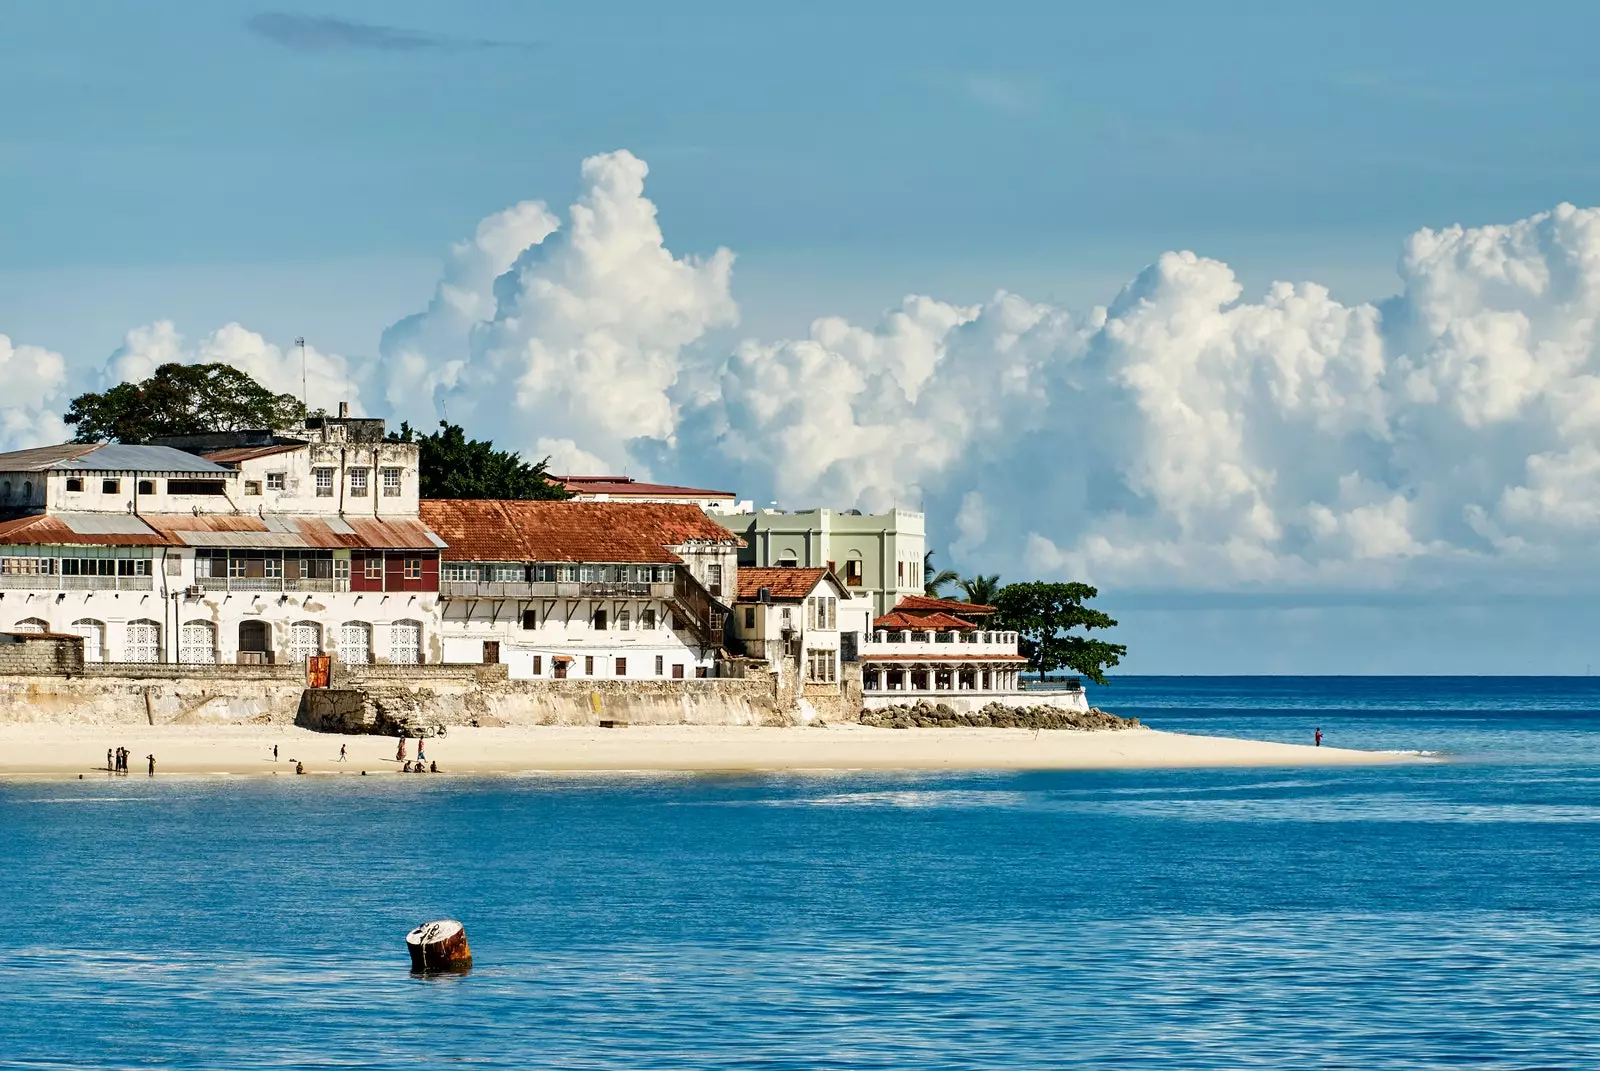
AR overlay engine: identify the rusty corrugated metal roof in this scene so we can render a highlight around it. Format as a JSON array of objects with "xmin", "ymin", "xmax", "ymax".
[
  {"xmin": 201, "ymin": 444, "xmax": 304, "ymax": 465},
  {"xmin": 0, "ymin": 513, "xmax": 168, "ymax": 547},
  {"xmin": 420, "ymin": 499, "xmax": 740, "ymax": 564},
  {"xmin": 143, "ymin": 513, "xmax": 443, "ymax": 550},
  {"xmin": 557, "ymin": 475, "xmax": 736, "ymax": 500}
]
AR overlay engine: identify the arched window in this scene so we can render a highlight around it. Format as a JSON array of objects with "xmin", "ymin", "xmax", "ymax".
[
  {"xmin": 844, "ymin": 552, "xmax": 864, "ymax": 587},
  {"xmin": 340, "ymin": 621, "xmax": 372, "ymax": 664},
  {"xmin": 124, "ymin": 620, "xmax": 161, "ymax": 663},
  {"xmin": 238, "ymin": 620, "xmax": 270, "ymax": 655},
  {"xmin": 179, "ymin": 621, "xmax": 217, "ymax": 664},
  {"xmin": 0, "ymin": 480, "xmax": 10, "ymax": 501},
  {"xmin": 289, "ymin": 621, "xmax": 322, "ymax": 662},
  {"xmin": 21, "ymin": 481, "xmax": 32, "ymax": 502},
  {"xmin": 71, "ymin": 618, "xmax": 106, "ymax": 662},
  {"xmin": 389, "ymin": 620, "xmax": 422, "ymax": 664},
  {"xmin": 777, "ymin": 549, "xmax": 799, "ymax": 567},
  {"xmin": 11, "ymin": 617, "xmax": 48, "ymax": 634}
]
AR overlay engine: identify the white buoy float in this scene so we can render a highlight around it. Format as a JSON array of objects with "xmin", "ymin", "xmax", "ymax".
[{"xmin": 406, "ymin": 919, "xmax": 472, "ymax": 972}]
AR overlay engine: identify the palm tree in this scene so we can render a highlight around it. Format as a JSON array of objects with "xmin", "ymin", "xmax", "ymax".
[
  {"xmin": 958, "ymin": 573, "xmax": 1001, "ymax": 606},
  {"xmin": 923, "ymin": 550, "xmax": 958, "ymax": 597}
]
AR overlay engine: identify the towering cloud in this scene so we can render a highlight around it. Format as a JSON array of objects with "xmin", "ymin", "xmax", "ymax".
[
  {"xmin": 0, "ymin": 333, "xmax": 69, "ymax": 450},
  {"xmin": 374, "ymin": 150, "xmax": 736, "ymax": 472},
  {"xmin": 9, "ymin": 152, "xmax": 1600, "ymax": 598}
]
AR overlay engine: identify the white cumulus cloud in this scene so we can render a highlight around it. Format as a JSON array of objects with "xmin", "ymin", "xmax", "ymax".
[{"xmin": 0, "ymin": 334, "xmax": 70, "ymax": 450}]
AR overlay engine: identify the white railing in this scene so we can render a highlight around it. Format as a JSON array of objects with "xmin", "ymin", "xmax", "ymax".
[
  {"xmin": 861, "ymin": 630, "xmax": 1019, "ymax": 656},
  {"xmin": 193, "ymin": 577, "xmax": 350, "ymax": 594},
  {"xmin": 0, "ymin": 574, "xmax": 154, "ymax": 592}
]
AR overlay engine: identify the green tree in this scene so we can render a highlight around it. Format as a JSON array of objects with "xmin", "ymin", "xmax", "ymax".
[
  {"xmin": 391, "ymin": 421, "xmax": 571, "ymax": 500},
  {"xmin": 64, "ymin": 363, "xmax": 306, "ymax": 442},
  {"xmin": 923, "ymin": 550, "xmax": 959, "ymax": 596},
  {"xmin": 992, "ymin": 580, "xmax": 1127, "ymax": 686},
  {"xmin": 958, "ymin": 573, "xmax": 1001, "ymax": 606}
]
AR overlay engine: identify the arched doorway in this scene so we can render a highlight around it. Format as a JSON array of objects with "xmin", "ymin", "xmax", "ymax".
[
  {"xmin": 289, "ymin": 621, "xmax": 323, "ymax": 663},
  {"xmin": 238, "ymin": 620, "xmax": 271, "ymax": 665},
  {"xmin": 71, "ymin": 619, "xmax": 106, "ymax": 662},
  {"xmin": 180, "ymin": 621, "xmax": 217, "ymax": 664},
  {"xmin": 125, "ymin": 620, "xmax": 161, "ymax": 663}
]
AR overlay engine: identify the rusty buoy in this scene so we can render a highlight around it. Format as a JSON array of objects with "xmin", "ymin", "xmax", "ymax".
[{"xmin": 406, "ymin": 919, "xmax": 472, "ymax": 972}]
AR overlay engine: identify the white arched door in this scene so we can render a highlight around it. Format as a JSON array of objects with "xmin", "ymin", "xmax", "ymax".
[
  {"xmin": 180, "ymin": 621, "xmax": 217, "ymax": 664},
  {"xmin": 125, "ymin": 620, "xmax": 161, "ymax": 663},
  {"xmin": 289, "ymin": 621, "xmax": 322, "ymax": 663},
  {"xmin": 389, "ymin": 620, "xmax": 421, "ymax": 664},
  {"xmin": 71, "ymin": 619, "xmax": 106, "ymax": 662},
  {"xmin": 340, "ymin": 622, "xmax": 372, "ymax": 665}
]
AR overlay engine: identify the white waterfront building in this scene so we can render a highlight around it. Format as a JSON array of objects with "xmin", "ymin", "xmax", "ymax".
[
  {"xmin": 0, "ymin": 419, "xmax": 445, "ymax": 666},
  {"xmin": 420, "ymin": 498, "xmax": 743, "ymax": 680}
]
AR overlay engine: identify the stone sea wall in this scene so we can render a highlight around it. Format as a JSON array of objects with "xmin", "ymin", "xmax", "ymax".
[{"xmin": 0, "ymin": 667, "xmax": 792, "ymax": 728}]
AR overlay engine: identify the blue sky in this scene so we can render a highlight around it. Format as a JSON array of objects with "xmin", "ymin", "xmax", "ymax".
[{"xmin": 5, "ymin": 1, "xmax": 1600, "ymax": 673}]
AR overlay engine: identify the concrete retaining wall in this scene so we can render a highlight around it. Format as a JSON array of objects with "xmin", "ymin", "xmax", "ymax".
[{"xmin": 0, "ymin": 665, "xmax": 791, "ymax": 728}]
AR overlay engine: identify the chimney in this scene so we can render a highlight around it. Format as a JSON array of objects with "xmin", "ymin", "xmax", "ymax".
[{"xmin": 338, "ymin": 401, "xmax": 349, "ymax": 418}]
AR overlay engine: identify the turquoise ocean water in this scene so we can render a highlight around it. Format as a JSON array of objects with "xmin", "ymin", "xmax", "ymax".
[{"xmin": 4, "ymin": 676, "xmax": 1600, "ymax": 1069}]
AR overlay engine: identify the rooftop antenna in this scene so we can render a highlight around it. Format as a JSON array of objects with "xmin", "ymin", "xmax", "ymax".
[{"xmin": 295, "ymin": 337, "xmax": 307, "ymax": 414}]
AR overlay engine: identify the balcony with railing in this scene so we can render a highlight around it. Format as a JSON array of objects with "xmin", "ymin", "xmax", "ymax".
[
  {"xmin": 860, "ymin": 629, "xmax": 1020, "ymax": 658},
  {"xmin": 0, "ymin": 573, "xmax": 155, "ymax": 592},
  {"xmin": 191, "ymin": 576, "xmax": 350, "ymax": 594},
  {"xmin": 438, "ymin": 579, "xmax": 674, "ymax": 599}
]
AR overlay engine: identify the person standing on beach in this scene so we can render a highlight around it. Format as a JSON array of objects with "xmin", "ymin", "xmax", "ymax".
[
  {"xmin": 396, "ymin": 737, "xmax": 406, "ymax": 762},
  {"xmin": 1315, "ymin": 727, "xmax": 1323, "ymax": 747},
  {"xmin": 273, "ymin": 744, "xmax": 278, "ymax": 762},
  {"xmin": 106, "ymin": 749, "xmax": 113, "ymax": 772},
  {"xmin": 417, "ymin": 737, "xmax": 426, "ymax": 763},
  {"xmin": 339, "ymin": 744, "xmax": 347, "ymax": 762},
  {"xmin": 146, "ymin": 754, "xmax": 155, "ymax": 776}
]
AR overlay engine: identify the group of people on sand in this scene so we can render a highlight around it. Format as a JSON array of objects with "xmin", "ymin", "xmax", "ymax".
[
  {"xmin": 105, "ymin": 747, "xmax": 153, "ymax": 776},
  {"xmin": 395, "ymin": 734, "xmax": 439, "ymax": 774}
]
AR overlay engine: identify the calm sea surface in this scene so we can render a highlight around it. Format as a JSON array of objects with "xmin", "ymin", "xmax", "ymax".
[{"xmin": 4, "ymin": 676, "xmax": 1600, "ymax": 1070}]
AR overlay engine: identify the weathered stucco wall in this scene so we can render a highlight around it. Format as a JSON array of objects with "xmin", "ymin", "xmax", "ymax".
[{"xmin": 0, "ymin": 664, "xmax": 790, "ymax": 727}]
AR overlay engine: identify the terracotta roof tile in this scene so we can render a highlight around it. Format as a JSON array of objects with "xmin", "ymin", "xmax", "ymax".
[
  {"xmin": 735, "ymin": 566, "xmax": 830, "ymax": 601},
  {"xmin": 895, "ymin": 595, "xmax": 997, "ymax": 615},
  {"xmin": 873, "ymin": 610, "xmax": 977, "ymax": 631},
  {"xmin": 420, "ymin": 499, "xmax": 740, "ymax": 564}
]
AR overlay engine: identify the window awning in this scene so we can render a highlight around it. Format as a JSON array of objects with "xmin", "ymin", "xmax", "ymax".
[{"xmin": 552, "ymin": 655, "xmax": 574, "ymax": 663}]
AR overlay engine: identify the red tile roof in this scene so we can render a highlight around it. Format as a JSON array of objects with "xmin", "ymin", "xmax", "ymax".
[
  {"xmin": 420, "ymin": 499, "xmax": 741, "ymax": 564},
  {"xmin": 735, "ymin": 566, "xmax": 837, "ymax": 602},
  {"xmin": 895, "ymin": 595, "xmax": 997, "ymax": 616},
  {"xmin": 557, "ymin": 475, "xmax": 736, "ymax": 500},
  {"xmin": 874, "ymin": 610, "xmax": 977, "ymax": 631}
]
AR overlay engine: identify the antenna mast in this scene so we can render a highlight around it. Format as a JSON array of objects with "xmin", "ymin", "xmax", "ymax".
[{"xmin": 295, "ymin": 336, "xmax": 307, "ymax": 413}]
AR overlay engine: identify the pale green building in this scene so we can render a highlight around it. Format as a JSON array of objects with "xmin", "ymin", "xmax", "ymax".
[{"xmin": 715, "ymin": 507, "xmax": 926, "ymax": 618}]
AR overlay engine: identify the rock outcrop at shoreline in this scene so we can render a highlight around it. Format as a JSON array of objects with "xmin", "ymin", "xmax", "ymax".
[{"xmin": 858, "ymin": 701, "xmax": 1139, "ymax": 731}]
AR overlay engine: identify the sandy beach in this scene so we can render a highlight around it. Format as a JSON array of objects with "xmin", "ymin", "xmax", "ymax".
[{"xmin": 0, "ymin": 722, "xmax": 1416, "ymax": 779}]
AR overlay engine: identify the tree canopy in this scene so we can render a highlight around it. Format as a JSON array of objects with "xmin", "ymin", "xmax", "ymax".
[
  {"xmin": 958, "ymin": 573, "xmax": 1001, "ymax": 606},
  {"xmin": 64, "ymin": 363, "xmax": 306, "ymax": 443},
  {"xmin": 992, "ymin": 580, "xmax": 1127, "ymax": 686},
  {"xmin": 924, "ymin": 550, "xmax": 959, "ymax": 596},
  {"xmin": 391, "ymin": 421, "xmax": 571, "ymax": 500}
]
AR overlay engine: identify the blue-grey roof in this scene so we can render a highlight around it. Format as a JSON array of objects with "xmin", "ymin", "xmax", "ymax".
[{"xmin": 0, "ymin": 443, "xmax": 234, "ymax": 475}]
